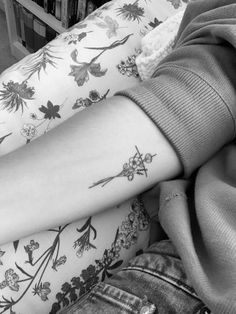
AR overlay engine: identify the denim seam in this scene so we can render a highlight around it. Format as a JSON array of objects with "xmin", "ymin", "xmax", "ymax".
[
  {"xmin": 90, "ymin": 282, "xmax": 141, "ymax": 313},
  {"xmin": 144, "ymin": 249, "xmax": 179, "ymax": 259},
  {"xmin": 90, "ymin": 291, "xmax": 138, "ymax": 313},
  {"xmin": 122, "ymin": 266, "xmax": 200, "ymax": 300}
]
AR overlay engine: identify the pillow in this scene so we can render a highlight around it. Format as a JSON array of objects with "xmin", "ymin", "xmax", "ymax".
[{"xmin": 0, "ymin": 0, "xmax": 189, "ymax": 157}]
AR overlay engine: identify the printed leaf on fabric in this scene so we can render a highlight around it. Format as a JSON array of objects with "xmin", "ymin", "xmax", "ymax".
[
  {"xmin": 0, "ymin": 226, "xmax": 69, "ymax": 313},
  {"xmin": 63, "ymin": 32, "xmax": 92, "ymax": 45},
  {"xmin": 0, "ymin": 133, "xmax": 12, "ymax": 145},
  {"xmin": 72, "ymin": 89, "xmax": 109, "ymax": 110},
  {"xmin": 95, "ymin": 16, "xmax": 120, "ymax": 38},
  {"xmin": 0, "ymin": 249, "xmax": 5, "ymax": 266},
  {"xmin": 50, "ymin": 198, "xmax": 150, "ymax": 313},
  {"xmin": 167, "ymin": 0, "xmax": 189, "ymax": 9},
  {"xmin": 116, "ymin": 0, "xmax": 144, "ymax": 23},
  {"xmin": 149, "ymin": 17, "xmax": 162, "ymax": 29},
  {"xmin": 39, "ymin": 101, "xmax": 61, "ymax": 120},
  {"xmin": 22, "ymin": 45, "xmax": 62, "ymax": 81},
  {"xmin": 69, "ymin": 34, "xmax": 132, "ymax": 86},
  {"xmin": 0, "ymin": 80, "xmax": 34, "ymax": 113}
]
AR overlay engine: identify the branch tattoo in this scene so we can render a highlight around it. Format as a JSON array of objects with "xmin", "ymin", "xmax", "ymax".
[{"xmin": 89, "ymin": 146, "xmax": 157, "ymax": 188}]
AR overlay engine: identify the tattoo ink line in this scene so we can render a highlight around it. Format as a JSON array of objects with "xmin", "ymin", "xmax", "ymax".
[{"xmin": 89, "ymin": 146, "xmax": 157, "ymax": 188}]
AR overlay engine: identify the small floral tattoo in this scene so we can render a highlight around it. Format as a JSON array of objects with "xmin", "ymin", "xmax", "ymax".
[{"xmin": 89, "ymin": 146, "xmax": 156, "ymax": 188}]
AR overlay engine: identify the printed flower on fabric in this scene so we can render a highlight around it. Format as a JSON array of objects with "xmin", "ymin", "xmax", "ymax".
[
  {"xmin": 69, "ymin": 50, "xmax": 107, "ymax": 87},
  {"xmin": 117, "ymin": 53, "xmax": 139, "ymax": 77},
  {"xmin": 33, "ymin": 282, "xmax": 51, "ymax": 301},
  {"xmin": 81, "ymin": 265, "xmax": 99, "ymax": 290},
  {"xmin": 95, "ymin": 16, "xmax": 119, "ymax": 38},
  {"xmin": 74, "ymin": 217, "xmax": 97, "ymax": 258},
  {"xmin": 89, "ymin": 90, "xmax": 100, "ymax": 101},
  {"xmin": 24, "ymin": 239, "xmax": 40, "ymax": 264},
  {"xmin": 21, "ymin": 123, "xmax": 37, "ymax": 141},
  {"xmin": 24, "ymin": 240, "xmax": 39, "ymax": 253},
  {"xmin": 0, "ymin": 269, "xmax": 20, "ymax": 291},
  {"xmin": 39, "ymin": 101, "xmax": 61, "ymax": 120},
  {"xmin": 167, "ymin": 0, "xmax": 189, "ymax": 9},
  {"xmin": 149, "ymin": 18, "xmax": 162, "ymax": 29},
  {"xmin": 30, "ymin": 112, "xmax": 38, "ymax": 120},
  {"xmin": 52, "ymin": 255, "xmax": 67, "ymax": 271},
  {"xmin": 64, "ymin": 32, "xmax": 89, "ymax": 45},
  {"xmin": 73, "ymin": 89, "xmax": 109, "ymax": 110},
  {"xmin": 0, "ymin": 80, "xmax": 34, "ymax": 113},
  {"xmin": 0, "ymin": 249, "xmax": 5, "ymax": 266},
  {"xmin": 116, "ymin": 1, "xmax": 144, "ymax": 23},
  {"xmin": 73, "ymin": 97, "xmax": 92, "ymax": 110}
]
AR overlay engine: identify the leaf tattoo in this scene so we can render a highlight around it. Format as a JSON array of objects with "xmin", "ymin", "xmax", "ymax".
[{"xmin": 89, "ymin": 146, "xmax": 156, "ymax": 188}]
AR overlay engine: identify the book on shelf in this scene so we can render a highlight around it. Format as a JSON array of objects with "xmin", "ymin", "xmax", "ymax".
[
  {"xmin": 13, "ymin": 0, "xmax": 107, "ymax": 50},
  {"xmin": 18, "ymin": 4, "xmax": 26, "ymax": 47},
  {"xmin": 37, "ymin": 0, "xmax": 104, "ymax": 29},
  {"xmin": 86, "ymin": 0, "xmax": 97, "ymax": 17},
  {"xmin": 46, "ymin": 24, "xmax": 58, "ymax": 42},
  {"xmin": 71, "ymin": 0, "xmax": 79, "ymax": 25},
  {"xmin": 33, "ymin": 17, "xmax": 47, "ymax": 51},
  {"xmin": 43, "ymin": 0, "xmax": 50, "ymax": 13},
  {"xmin": 52, "ymin": 0, "xmax": 56, "ymax": 16},
  {"xmin": 37, "ymin": 0, "xmax": 45, "ymax": 7},
  {"xmin": 76, "ymin": 0, "xmax": 86, "ymax": 22},
  {"xmin": 12, "ymin": 0, "xmax": 58, "ymax": 53},
  {"xmin": 12, "ymin": 0, "xmax": 21, "ymax": 42},
  {"xmin": 55, "ymin": 0, "xmax": 62, "ymax": 20},
  {"xmin": 22, "ymin": 7, "xmax": 35, "ymax": 53},
  {"xmin": 61, "ymin": 0, "xmax": 68, "ymax": 28},
  {"xmin": 32, "ymin": 0, "xmax": 44, "ymax": 8},
  {"xmin": 43, "ymin": 0, "xmax": 56, "ymax": 14},
  {"xmin": 61, "ymin": 0, "xmax": 76, "ymax": 29}
]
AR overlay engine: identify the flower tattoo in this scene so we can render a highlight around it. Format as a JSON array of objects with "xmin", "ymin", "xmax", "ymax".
[{"xmin": 89, "ymin": 146, "xmax": 156, "ymax": 188}]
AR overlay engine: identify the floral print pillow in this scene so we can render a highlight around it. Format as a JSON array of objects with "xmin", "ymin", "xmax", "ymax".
[{"xmin": 0, "ymin": 0, "xmax": 188, "ymax": 157}]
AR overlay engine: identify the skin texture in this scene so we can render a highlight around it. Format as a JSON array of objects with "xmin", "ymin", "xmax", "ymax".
[{"xmin": 0, "ymin": 96, "xmax": 181, "ymax": 244}]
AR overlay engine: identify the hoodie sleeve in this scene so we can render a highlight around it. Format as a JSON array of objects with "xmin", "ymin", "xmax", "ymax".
[{"xmin": 116, "ymin": 0, "xmax": 236, "ymax": 177}]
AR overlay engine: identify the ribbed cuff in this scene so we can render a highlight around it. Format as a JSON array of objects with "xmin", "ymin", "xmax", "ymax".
[{"xmin": 116, "ymin": 65, "xmax": 235, "ymax": 177}]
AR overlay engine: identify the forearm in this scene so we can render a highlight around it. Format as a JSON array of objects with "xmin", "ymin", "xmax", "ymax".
[{"xmin": 0, "ymin": 96, "xmax": 181, "ymax": 244}]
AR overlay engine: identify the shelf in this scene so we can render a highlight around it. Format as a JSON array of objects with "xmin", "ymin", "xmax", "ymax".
[
  {"xmin": 5, "ymin": 0, "xmax": 102, "ymax": 61},
  {"xmin": 15, "ymin": 0, "xmax": 65, "ymax": 34},
  {"xmin": 11, "ymin": 40, "xmax": 29, "ymax": 59}
]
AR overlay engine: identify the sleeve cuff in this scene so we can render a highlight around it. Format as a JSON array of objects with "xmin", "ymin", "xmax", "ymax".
[{"xmin": 116, "ymin": 65, "xmax": 235, "ymax": 177}]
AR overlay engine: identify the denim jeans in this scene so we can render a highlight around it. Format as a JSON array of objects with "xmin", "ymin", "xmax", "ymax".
[{"xmin": 60, "ymin": 240, "xmax": 210, "ymax": 314}]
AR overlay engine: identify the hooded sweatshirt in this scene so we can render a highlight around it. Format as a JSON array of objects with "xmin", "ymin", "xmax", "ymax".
[{"xmin": 117, "ymin": 0, "xmax": 236, "ymax": 312}]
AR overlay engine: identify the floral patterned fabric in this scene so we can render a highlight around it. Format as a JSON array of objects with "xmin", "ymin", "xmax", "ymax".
[{"xmin": 0, "ymin": 0, "xmax": 188, "ymax": 313}]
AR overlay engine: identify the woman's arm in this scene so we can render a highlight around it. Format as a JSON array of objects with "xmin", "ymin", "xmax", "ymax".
[
  {"xmin": 3, "ymin": 0, "xmax": 236, "ymax": 245},
  {"xmin": 0, "ymin": 95, "xmax": 182, "ymax": 244}
]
